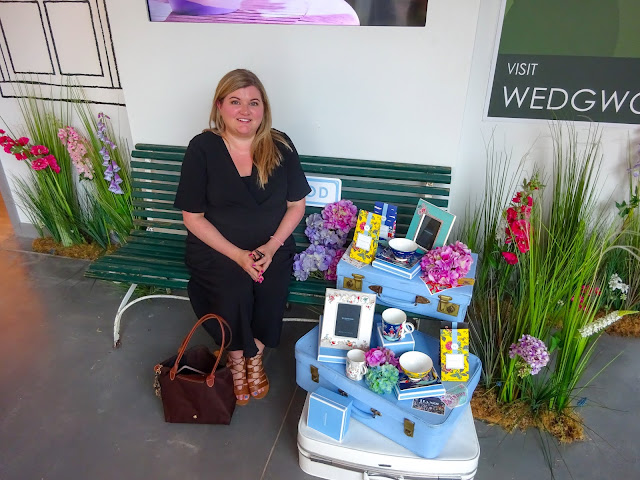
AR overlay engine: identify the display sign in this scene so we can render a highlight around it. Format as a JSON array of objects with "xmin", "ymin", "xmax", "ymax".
[{"xmin": 487, "ymin": 0, "xmax": 640, "ymax": 125}]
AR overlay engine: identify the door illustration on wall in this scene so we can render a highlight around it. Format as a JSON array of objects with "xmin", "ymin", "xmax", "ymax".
[
  {"xmin": 147, "ymin": 0, "xmax": 429, "ymax": 27},
  {"xmin": 0, "ymin": 0, "xmax": 123, "ymax": 106}
]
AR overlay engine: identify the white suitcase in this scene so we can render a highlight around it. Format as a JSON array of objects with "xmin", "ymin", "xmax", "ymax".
[{"xmin": 298, "ymin": 393, "xmax": 479, "ymax": 480}]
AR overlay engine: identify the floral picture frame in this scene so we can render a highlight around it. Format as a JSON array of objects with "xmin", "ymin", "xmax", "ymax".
[
  {"xmin": 319, "ymin": 288, "xmax": 376, "ymax": 352},
  {"xmin": 406, "ymin": 199, "xmax": 456, "ymax": 252}
]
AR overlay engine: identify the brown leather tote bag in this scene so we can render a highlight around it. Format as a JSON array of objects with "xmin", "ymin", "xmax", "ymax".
[{"xmin": 154, "ymin": 314, "xmax": 236, "ymax": 424}]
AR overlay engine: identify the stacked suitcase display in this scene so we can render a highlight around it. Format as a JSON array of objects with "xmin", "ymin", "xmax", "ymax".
[
  {"xmin": 295, "ymin": 323, "xmax": 481, "ymax": 459},
  {"xmin": 336, "ymin": 253, "xmax": 478, "ymax": 321}
]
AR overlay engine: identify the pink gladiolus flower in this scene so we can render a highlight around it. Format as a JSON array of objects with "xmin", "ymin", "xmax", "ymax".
[
  {"xmin": 41, "ymin": 154, "xmax": 60, "ymax": 173},
  {"xmin": 14, "ymin": 152, "xmax": 27, "ymax": 161},
  {"xmin": 516, "ymin": 235, "xmax": 530, "ymax": 254},
  {"xmin": 30, "ymin": 145, "xmax": 49, "ymax": 155},
  {"xmin": 31, "ymin": 157, "xmax": 49, "ymax": 171},
  {"xmin": 510, "ymin": 219, "xmax": 531, "ymax": 238},
  {"xmin": 17, "ymin": 137, "xmax": 29, "ymax": 146},
  {"xmin": 502, "ymin": 251, "xmax": 518, "ymax": 264}
]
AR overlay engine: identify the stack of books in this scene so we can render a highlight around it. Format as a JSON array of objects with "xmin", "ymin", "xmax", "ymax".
[
  {"xmin": 371, "ymin": 247, "xmax": 423, "ymax": 279},
  {"xmin": 394, "ymin": 372, "xmax": 446, "ymax": 401}
]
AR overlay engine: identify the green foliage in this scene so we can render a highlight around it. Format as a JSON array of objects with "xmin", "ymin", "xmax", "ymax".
[
  {"xmin": 4, "ymin": 83, "xmax": 132, "ymax": 249},
  {"xmin": 12, "ymin": 89, "xmax": 83, "ymax": 246},
  {"xmin": 70, "ymin": 86, "xmax": 133, "ymax": 244},
  {"xmin": 462, "ymin": 123, "xmax": 636, "ymax": 414}
]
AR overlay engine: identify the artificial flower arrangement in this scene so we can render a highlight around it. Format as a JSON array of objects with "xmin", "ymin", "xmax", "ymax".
[
  {"xmin": 0, "ymin": 130, "xmax": 60, "ymax": 173},
  {"xmin": 501, "ymin": 175, "xmax": 543, "ymax": 265},
  {"xmin": 420, "ymin": 241, "xmax": 474, "ymax": 292},
  {"xmin": 293, "ymin": 200, "xmax": 358, "ymax": 281},
  {"xmin": 364, "ymin": 347, "xmax": 401, "ymax": 394}
]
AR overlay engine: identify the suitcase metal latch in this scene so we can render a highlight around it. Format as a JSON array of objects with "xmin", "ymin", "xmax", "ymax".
[
  {"xmin": 404, "ymin": 418, "xmax": 415, "ymax": 437},
  {"xmin": 310, "ymin": 365, "xmax": 319, "ymax": 383},
  {"xmin": 437, "ymin": 295, "xmax": 460, "ymax": 317},
  {"xmin": 343, "ymin": 274, "xmax": 364, "ymax": 292}
]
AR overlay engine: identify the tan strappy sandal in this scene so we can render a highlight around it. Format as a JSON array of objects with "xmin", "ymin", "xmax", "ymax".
[
  {"xmin": 246, "ymin": 351, "xmax": 269, "ymax": 399},
  {"xmin": 227, "ymin": 355, "xmax": 250, "ymax": 406}
]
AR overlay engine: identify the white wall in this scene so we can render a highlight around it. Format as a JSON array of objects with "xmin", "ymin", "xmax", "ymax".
[{"xmin": 108, "ymin": 0, "xmax": 481, "ymax": 164}]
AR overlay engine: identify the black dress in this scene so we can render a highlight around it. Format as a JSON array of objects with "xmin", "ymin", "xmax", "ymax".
[{"xmin": 174, "ymin": 131, "xmax": 311, "ymax": 357}]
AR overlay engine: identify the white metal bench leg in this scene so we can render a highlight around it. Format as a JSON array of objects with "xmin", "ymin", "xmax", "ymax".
[{"xmin": 113, "ymin": 283, "xmax": 189, "ymax": 348}]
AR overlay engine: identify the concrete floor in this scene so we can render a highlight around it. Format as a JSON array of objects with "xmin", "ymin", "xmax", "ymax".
[{"xmin": 0, "ymin": 229, "xmax": 638, "ymax": 479}]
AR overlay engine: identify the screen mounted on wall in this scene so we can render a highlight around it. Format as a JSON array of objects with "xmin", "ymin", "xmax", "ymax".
[{"xmin": 147, "ymin": 0, "xmax": 429, "ymax": 26}]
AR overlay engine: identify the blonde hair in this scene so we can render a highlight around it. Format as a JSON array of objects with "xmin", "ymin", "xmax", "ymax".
[{"xmin": 206, "ymin": 69, "xmax": 291, "ymax": 188}]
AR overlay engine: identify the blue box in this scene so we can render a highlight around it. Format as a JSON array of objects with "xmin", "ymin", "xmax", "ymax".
[
  {"xmin": 375, "ymin": 322, "xmax": 415, "ymax": 356},
  {"xmin": 308, "ymin": 387, "xmax": 352, "ymax": 442},
  {"xmin": 374, "ymin": 201, "xmax": 398, "ymax": 241}
]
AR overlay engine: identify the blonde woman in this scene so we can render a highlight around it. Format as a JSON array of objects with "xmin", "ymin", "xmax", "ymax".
[{"xmin": 174, "ymin": 69, "xmax": 310, "ymax": 405}]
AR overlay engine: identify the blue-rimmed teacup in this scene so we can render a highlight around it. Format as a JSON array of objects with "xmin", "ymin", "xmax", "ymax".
[{"xmin": 388, "ymin": 238, "xmax": 418, "ymax": 262}]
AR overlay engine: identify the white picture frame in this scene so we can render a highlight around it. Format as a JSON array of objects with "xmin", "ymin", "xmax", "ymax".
[{"xmin": 319, "ymin": 288, "xmax": 376, "ymax": 351}]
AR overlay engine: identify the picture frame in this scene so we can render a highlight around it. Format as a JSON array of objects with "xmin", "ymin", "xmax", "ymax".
[
  {"xmin": 319, "ymin": 289, "xmax": 376, "ymax": 354},
  {"xmin": 405, "ymin": 200, "xmax": 456, "ymax": 252}
]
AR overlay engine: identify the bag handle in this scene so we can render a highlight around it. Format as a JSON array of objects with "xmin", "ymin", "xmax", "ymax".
[{"xmin": 169, "ymin": 313, "xmax": 232, "ymax": 387}]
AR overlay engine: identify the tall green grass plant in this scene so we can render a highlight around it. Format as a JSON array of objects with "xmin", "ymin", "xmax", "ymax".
[{"xmin": 12, "ymin": 89, "xmax": 84, "ymax": 246}]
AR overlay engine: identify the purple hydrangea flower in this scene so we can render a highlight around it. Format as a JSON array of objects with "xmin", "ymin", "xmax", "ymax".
[{"xmin": 509, "ymin": 334, "xmax": 550, "ymax": 376}]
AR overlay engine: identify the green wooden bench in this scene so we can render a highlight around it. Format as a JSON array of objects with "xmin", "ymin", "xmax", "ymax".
[{"xmin": 85, "ymin": 143, "xmax": 452, "ymax": 347}]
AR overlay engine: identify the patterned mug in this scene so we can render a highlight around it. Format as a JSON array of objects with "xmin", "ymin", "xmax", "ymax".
[
  {"xmin": 381, "ymin": 308, "xmax": 415, "ymax": 342},
  {"xmin": 346, "ymin": 349, "xmax": 368, "ymax": 381}
]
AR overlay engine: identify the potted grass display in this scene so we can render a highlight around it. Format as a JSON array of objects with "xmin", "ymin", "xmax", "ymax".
[
  {"xmin": 458, "ymin": 124, "xmax": 639, "ymax": 445},
  {"xmin": 1, "ymin": 85, "xmax": 133, "ymax": 258}
]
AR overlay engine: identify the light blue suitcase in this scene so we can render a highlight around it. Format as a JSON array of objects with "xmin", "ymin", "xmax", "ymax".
[
  {"xmin": 295, "ymin": 325, "xmax": 481, "ymax": 458},
  {"xmin": 336, "ymin": 253, "xmax": 478, "ymax": 322}
]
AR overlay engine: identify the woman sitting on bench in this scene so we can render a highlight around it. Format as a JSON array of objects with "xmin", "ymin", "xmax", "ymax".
[{"xmin": 174, "ymin": 69, "xmax": 311, "ymax": 405}]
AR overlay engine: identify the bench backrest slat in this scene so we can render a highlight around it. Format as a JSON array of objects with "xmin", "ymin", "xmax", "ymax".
[{"xmin": 128, "ymin": 144, "xmax": 451, "ymax": 243}]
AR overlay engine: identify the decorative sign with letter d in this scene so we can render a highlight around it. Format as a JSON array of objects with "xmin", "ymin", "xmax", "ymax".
[{"xmin": 305, "ymin": 176, "xmax": 342, "ymax": 207}]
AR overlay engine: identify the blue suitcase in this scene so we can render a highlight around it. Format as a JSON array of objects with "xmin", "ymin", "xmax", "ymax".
[
  {"xmin": 337, "ymin": 253, "xmax": 478, "ymax": 322},
  {"xmin": 295, "ymin": 325, "xmax": 481, "ymax": 458}
]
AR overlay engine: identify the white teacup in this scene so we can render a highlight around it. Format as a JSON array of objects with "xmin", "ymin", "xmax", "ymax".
[
  {"xmin": 346, "ymin": 349, "xmax": 368, "ymax": 381},
  {"xmin": 381, "ymin": 308, "xmax": 415, "ymax": 342}
]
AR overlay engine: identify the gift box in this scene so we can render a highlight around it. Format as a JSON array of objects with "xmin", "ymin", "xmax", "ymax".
[
  {"xmin": 440, "ymin": 321, "xmax": 469, "ymax": 382},
  {"xmin": 371, "ymin": 247, "xmax": 422, "ymax": 280},
  {"xmin": 394, "ymin": 373, "xmax": 446, "ymax": 401},
  {"xmin": 374, "ymin": 202, "xmax": 398, "ymax": 241},
  {"xmin": 349, "ymin": 210, "xmax": 382, "ymax": 264},
  {"xmin": 308, "ymin": 387, "xmax": 353, "ymax": 442},
  {"xmin": 375, "ymin": 322, "xmax": 415, "ymax": 357}
]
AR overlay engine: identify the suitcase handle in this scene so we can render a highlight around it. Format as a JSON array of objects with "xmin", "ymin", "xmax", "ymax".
[
  {"xmin": 363, "ymin": 472, "xmax": 405, "ymax": 480},
  {"xmin": 374, "ymin": 290, "xmax": 429, "ymax": 308},
  {"xmin": 351, "ymin": 404, "xmax": 382, "ymax": 420}
]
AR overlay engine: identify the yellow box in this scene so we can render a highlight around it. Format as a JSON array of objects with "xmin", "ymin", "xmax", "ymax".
[
  {"xmin": 440, "ymin": 321, "xmax": 469, "ymax": 381},
  {"xmin": 349, "ymin": 210, "xmax": 382, "ymax": 264}
]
